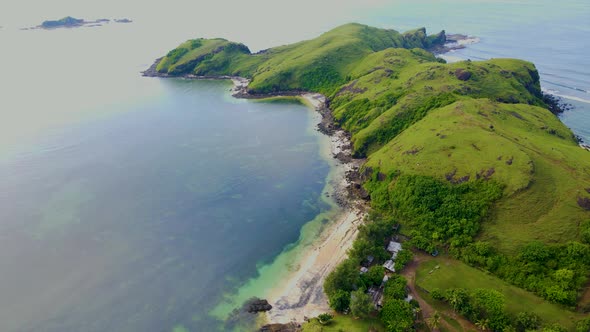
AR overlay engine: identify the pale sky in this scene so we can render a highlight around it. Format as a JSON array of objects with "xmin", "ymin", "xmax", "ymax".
[{"xmin": 0, "ymin": 0, "xmax": 390, "ymax": 48}]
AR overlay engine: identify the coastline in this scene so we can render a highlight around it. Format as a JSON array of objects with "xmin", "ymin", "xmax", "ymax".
[
  {"xmin": 151, "ymin": 69, "xmax": 371, "ymax": 327},
  {"xmin": 263, "ymin": 92, "xmax": 367, "ymax": 324}
]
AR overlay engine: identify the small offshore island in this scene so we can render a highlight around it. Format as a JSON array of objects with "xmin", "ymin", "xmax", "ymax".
[
  {"xmin": 145, "ymin": 23, "xmax": 590, "ymax": 332},
  {"xmin": 23, "ymin": 16, "xmax": 133, "ymax": 30}
]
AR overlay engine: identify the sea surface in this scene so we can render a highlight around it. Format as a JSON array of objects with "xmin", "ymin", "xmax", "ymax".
[
  {"xmin": 0, "ymin": 1, "xmax": 588, "ymax": 331},
  {"xmin": 0, "ymin": 27, "xmax": 332, "ymax": 332}
]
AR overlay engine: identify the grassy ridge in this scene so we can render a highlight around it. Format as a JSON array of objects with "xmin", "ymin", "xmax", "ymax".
[{"xmin": 154, "ymin": 23, "xmax": 447, "ymax": 94}]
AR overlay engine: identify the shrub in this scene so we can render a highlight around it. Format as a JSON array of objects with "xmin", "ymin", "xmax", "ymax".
[
  {"xmin": 544, "ymin": 323, "xmax": 568, "ymax": 332},
  {"xmin": 317, "ymin": 313, "xmax": 333, "ymax": 325},
  {"xmin": 430, "ymin": 288, "xmax": 444, "ymax": 301},
  {"xmin": 576, "ymin": 317, "xmax": 590, "ymax": 332},
  {"xmin": 515, "ymin": 312, "xmax": 542, "ymax": 332}
]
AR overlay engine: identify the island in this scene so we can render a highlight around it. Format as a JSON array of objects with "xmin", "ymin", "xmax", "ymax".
[
  {"xmin": 145, "ymin": 23, "xmax": 590, "ymax": 332},
  {"xmin": 24, "ymin": 16, "xmax": 132, "ymax": 30},
  {"xmin": 40, "ymin": 16, "xmax": 84, "ymax": 29}
]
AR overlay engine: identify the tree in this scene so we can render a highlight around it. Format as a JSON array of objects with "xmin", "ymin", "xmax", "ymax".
[
  {"xmin": 475, "ymin": 319, "xmax": 489, "ymax": 331},
  {"xmin": 515, "ymin": 311, "xmax": 541, "ymax": 332},
  {"xmin": 317, "ymin": 313, "xmax": 333, "ymax": 325},
  {"xmin": 324, "ymin": 259, "xmax": 360, "ymax": 297},
  {"xmin": 445, "ymin": 288, "xmax": 470, "ymax": 315},
  {"xmin": 471, "ymin": 289, "xmax": 507, "ymax": 331},
  {"xmin": 381, "ymin": 299, "xmax": 414, "ymax": 332},
  {"xmin": 383, "ymin": 275, "xmax": 408, "ymax": 300},
  {"xmin": 328, "ymin": 289, "xmax": 351, "ymax": 312},
  {"xmin": 362, "ymin": 265, "xmax": 386, "ymax": 288},
  {"xmin": 426, "ymin": 311, "xmax": 441, "ymax": 331},
  {"xmin": 350, "ymin": 289, "xmax": 374, "ymax": 318},
  {"xmin": 394, "ymin": 249, "xmax": 414, "ymax": 271}
]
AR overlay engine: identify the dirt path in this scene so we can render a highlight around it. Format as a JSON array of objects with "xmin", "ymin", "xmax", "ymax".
[{"xmin": 400, "ymin": 253, "xmax": 476, "ymax": 332}]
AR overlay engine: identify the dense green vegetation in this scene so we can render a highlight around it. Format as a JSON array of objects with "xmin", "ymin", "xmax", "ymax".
[
  {"xmin": 416, "ymin": 258, "xmax": 584, "ymax": 329},
  {"xmin": 379, "ymin": 174, "xmax": 503, "ymax": 252},
  {"xmin": 154, "ymin": 23, "xmax": 590, "ymax": 330},
  {"xmin": 456, "ymin": 240, "xmax": 590, "ymax": 306}
]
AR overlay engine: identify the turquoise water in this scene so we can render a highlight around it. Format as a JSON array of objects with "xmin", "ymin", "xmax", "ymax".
[{"xmin": 1, "ymin": 1, "xmax": 589, "ymax": 331}]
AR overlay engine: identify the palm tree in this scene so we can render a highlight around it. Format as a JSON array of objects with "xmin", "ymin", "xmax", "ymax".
[
  {"xmin": 426, "ymin": 311, "xmax": 442, "ymax": 331},
  {"xmin": 475, "ymin": 318, "xmax": 489, "ymax": 331}
]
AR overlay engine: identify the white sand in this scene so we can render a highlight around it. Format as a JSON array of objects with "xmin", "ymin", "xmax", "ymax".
[
  {"xmin": 265, "ymin": 207, "xmax": 364, "ymax": 323},
  {"xmin": 262, "ymin": 93, "xmax": 366, "ymax": 324}
]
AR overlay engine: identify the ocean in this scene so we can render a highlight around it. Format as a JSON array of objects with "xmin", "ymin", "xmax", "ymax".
[{"xmin": 0, "ymin": 1, "xmax": 588, "ymax": 331}]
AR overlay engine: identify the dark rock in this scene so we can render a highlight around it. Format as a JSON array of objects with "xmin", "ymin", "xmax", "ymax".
[
  {"xmin": 260, "ymin": 323, "xmax": 301, "ymax": 332},
  {"xmin": 542, "ymin": 92, "xmax": 573, "ymax": 115},
  {"xmin": 510, "ymin": 111, "xmax": 524, "ymax": 120},
  {"xmin": 454, "ymin": 69, "xmax": 472, "ymax": 81},
  {"xmin": 578, "ymin": 197, "xmax": 590, "ymax": 210},
  {"xmin": 334, "ymin": 151, "xmax": 352, "ymax": 163},
  {"xmin": 142, "ymin": 57, "xmax": 164, "ymax": 77},
  {"xmin": 349, "ymin": 183, "xmax": 370, "ymax": 200},
  {"xmin": 246, "ymin": 298, "xmax": 272, "ymax": 313},
  {"xmin": 360, "ymin": 166, "xmax": 373, "ymax": 181}
]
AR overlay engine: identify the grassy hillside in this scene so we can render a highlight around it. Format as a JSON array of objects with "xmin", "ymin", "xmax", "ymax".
[
  {"xmin": 332, "ymin": 56, "xmax": 546, "ymax": 156},
  {"xmin": 365, "ymin": 98, "xmax": 590, "ymax": 251},
  {"xmin": 151, "ymin": 23, "xmax": 590, "ymax": 330}
]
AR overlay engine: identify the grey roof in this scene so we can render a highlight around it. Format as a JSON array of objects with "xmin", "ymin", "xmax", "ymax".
[
  {"xmin": 383, "ymin": 259, "xmax": 395, "ymax": 272},
  {"xmin": 387, "ymin": 241, "xmax": 402, "ymax": 253}
]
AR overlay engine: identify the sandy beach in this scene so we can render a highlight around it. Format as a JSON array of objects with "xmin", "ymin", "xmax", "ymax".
[
  {"xmin": 260, "ymin": 93, "xmax": 366, "ymax": 324},
  {"xmin": 265, "ymin": 206, "xmax": 365, "ymax": 323}
]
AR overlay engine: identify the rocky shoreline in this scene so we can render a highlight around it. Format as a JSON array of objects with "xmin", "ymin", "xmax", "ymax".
[{"xmin": 430, "ymin": 33, "xmax": 480, "ymax": 54}]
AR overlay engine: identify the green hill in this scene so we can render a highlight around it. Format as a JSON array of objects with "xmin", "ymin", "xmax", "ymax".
[
  {"xmin": 153, "ymin": 23, "xmax": 446, "ymax": 94},
  {"xmin": 150, "ymin": 23, "xmax": 590, "ymax": 329}
]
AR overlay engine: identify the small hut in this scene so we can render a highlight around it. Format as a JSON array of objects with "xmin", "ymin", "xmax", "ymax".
[{"xmin": 383, "ymin": 259, "xmax": 395, "ymax": 273}]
